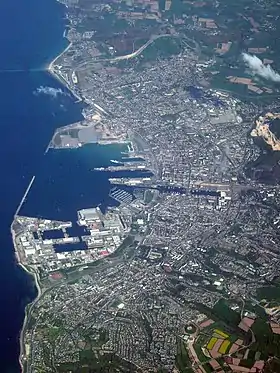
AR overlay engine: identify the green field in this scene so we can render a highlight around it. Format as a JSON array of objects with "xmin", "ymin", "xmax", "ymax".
[
  {"xmin": 175, "ymin": 339, "xmax": 193, "ymax": 373},
  {"xmin": 257, "ymin": 286, "xmax": 280, "ymax": 302},
  {"xmin": 57, "ymin": 351, "xmax": 140, "ymax": 373}
]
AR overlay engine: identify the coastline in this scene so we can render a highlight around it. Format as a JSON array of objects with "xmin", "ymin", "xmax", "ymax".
[
  {"xmin": 14, "ymin": 19, "xmax": 82, "ymax": 373},
  {"xmin": 46, "ymin": 41, "xmax": 83, "ymax": 103},
  {"xmin": 12, "ymin": 7, "xmax": 142, "ymax": 371},
  {"xmin": 47, "ymin": 40, "xmax": 72, "ymax": 71},
  {"xmin": 13, "ymin": 16, "xmax": 135, "ymax": 367},
  {"xmin": 11, "ymin": 224, "xmax": 42, "ymax": 373},
  {"xmin": 18, "ymin": 264, "xmax": 41, "ymax": 372}
]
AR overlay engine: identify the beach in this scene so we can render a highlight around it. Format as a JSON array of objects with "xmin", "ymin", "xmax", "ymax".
[
  {"xmin": 47, "ymin": 41, "xmax": 83, "ymax": 102},
  {"xmin": 47, "ymin": 41, "xmax": 72, "ymax": 71}
]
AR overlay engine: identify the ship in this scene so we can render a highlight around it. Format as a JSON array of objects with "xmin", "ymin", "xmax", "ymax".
[{"xmin": 93, "ymin": 167, "xmax": 105, "ymax": 171}]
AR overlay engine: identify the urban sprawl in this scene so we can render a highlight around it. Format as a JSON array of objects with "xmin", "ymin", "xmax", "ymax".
[{"xmin": 13, "ymin": 1, "xmax": 280, "ymax": 373}]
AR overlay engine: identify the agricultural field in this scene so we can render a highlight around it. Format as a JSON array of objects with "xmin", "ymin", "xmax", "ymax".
[{"xmin": 188, "ymin": 298, "xmax": 280, "ymax": 373}]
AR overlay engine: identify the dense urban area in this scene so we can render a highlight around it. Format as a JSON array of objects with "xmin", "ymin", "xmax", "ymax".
[{"xmin": 12, "ymin": 0, "xmax": 280, "ymax": 372}]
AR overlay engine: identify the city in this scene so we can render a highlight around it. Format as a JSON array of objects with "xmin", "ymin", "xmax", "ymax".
[{"xmin": 13, "ymin": 0, "xmax": 280, "ymax": 372}]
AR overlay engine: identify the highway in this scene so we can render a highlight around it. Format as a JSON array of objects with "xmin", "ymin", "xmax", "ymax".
[
  {"xmin": 106, "ymin": 34, "xmax": 174, "ymax": 62},
  {"xmin": 76, "ymin": 34, "xmax": 178, "ymax": 70}
]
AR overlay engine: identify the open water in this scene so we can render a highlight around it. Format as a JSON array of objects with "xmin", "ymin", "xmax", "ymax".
[
  {"xmin": 20, "ymin": 143, "xmax": 152, "ymax": 221},
  {"xmin": 0, "ymin": 0, "xmax": 83, "ymax": 371}
]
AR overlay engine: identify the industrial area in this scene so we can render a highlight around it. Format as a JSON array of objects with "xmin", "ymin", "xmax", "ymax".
[{"xmin": 13, "ymin": 206, "xmax": 130, "ymax": 275}]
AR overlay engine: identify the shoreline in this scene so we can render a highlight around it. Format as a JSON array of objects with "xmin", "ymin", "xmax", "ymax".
[
  {"xmin": 13, "ymin": 0, "xmax": 120, "ymax": 368},
  {"xmin": 14, "ymin": 21, "xmax": 81, "ymax": 373},
  {"xmin": 12, "ymin": 224, "xmax": 42, "ymax": 373},
  {"xmin": 46, "ymin": 41, "xmax": 83, "ymax": 103},
  {"xmin": 18, "ymin": 264, "xmax": 42, "ymax": 372},
  {"xmin": 47, "ymin": 40, "xmax": 72, "ymax": 71},
  {"xmin": 13, "ymin": 18, "xmax": 136, "ymax": 367}
]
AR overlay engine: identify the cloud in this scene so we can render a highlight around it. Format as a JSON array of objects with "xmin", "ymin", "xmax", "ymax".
[
  {"xmin": 34, "ymin": 86, "xmax": 70, "ymax": 98},
  {"xmin": 242, "ymin": 53, "xmax": 280, "ymax": 82}
]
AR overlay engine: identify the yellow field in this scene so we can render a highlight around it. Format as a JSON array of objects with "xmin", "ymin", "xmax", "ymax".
[
  {"xmin": 207, "ymin": 337, "xmax": 217, "ymax": 350},
  {"xmin": 219, "ymin": 340, "xmax": 231, "ymax": 354},
  {"xmin": 214, "ymin": 329, "xmax": 229, "ymax": 338}
]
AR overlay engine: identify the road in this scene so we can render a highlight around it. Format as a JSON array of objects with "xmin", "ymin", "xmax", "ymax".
[
  {"xmin": 76, "ymin": 34, "xmax": 178, "ymax": 70},
  {"xmin": 107, "ymin": 34, "xmax": 175, "ymax": 62}
]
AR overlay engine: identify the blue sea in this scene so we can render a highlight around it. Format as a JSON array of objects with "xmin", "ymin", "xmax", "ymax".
[
  {"xmin": 0, "ymin": 0, "xmax": 83, "ymax": 371},
  {"xmin": 20, "ymin": 144, "xmax": 151, "ymax": 221},
  {"xmin": 0, "ymin": 1, "xmax": 152, "ymax": 371}
]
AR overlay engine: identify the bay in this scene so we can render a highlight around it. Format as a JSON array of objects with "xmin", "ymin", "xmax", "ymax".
[{"xmin": 20, "ymin": 143, "xmax": 152, "ymax": 222}]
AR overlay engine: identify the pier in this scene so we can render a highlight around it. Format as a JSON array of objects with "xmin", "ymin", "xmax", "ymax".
[{"xmin": 14, "ymin": 176, "xmax": 35, "ymax": 217}]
